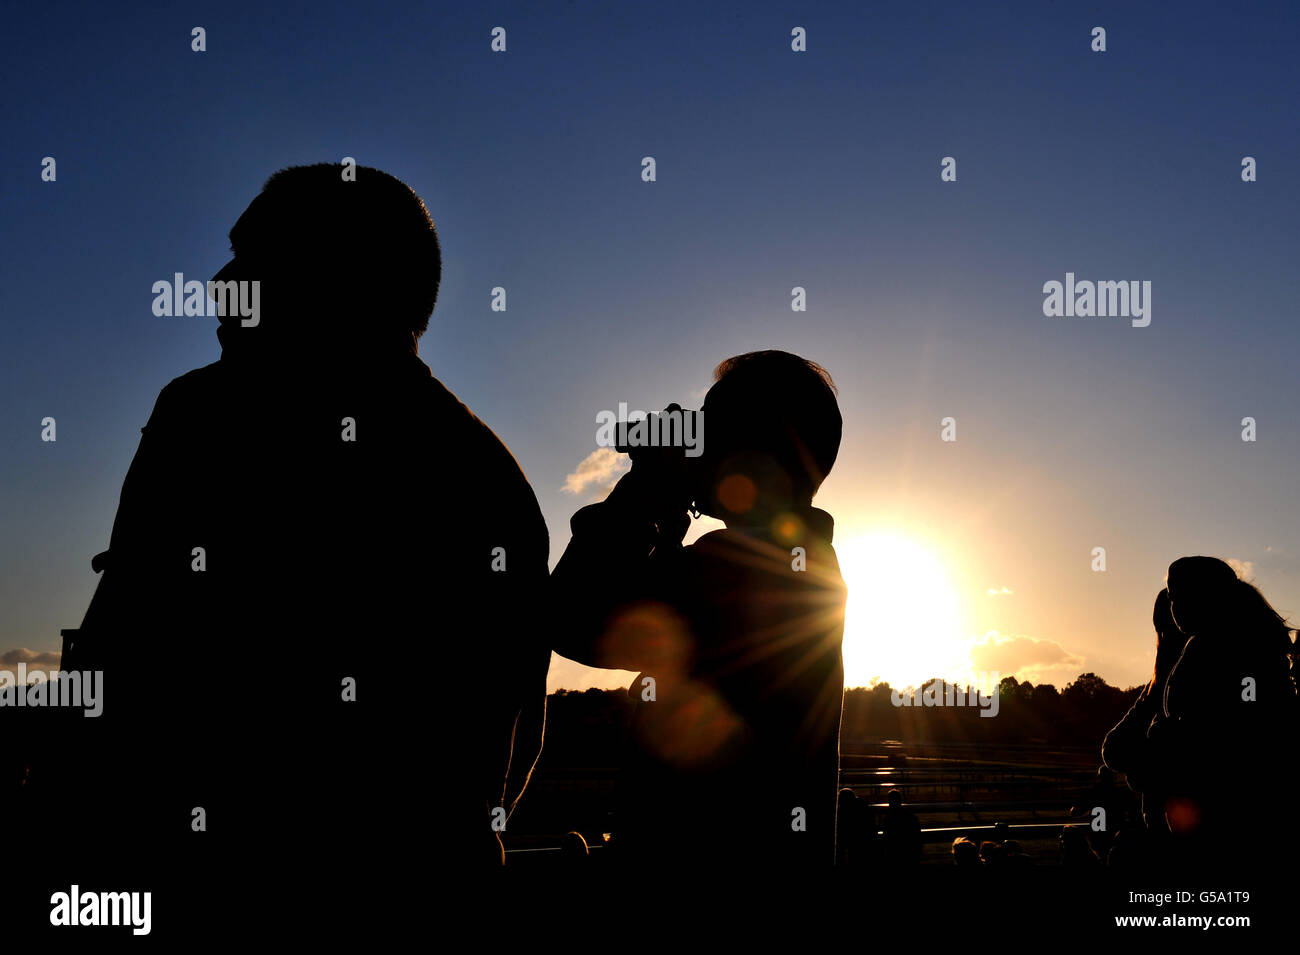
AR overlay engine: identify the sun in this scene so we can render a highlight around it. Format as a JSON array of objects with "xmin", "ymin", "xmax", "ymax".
[{"xmin": 836, "ymin": 531, "xmax": 970, "ymax": 689}]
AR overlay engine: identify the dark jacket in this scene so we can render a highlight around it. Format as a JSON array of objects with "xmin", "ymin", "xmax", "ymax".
[
  {"xmin": 551, "ymin": 494, "xmax": 846, "ymax": 867},
  {"xmin": 1101, "ymin": 684, "xmax": 1165, "ymax": 828},
  {"xmin": 53, "ymin": 350, "xmax": 549, "ymax": 864},
  {"xmin": 1150, "ymin": 631, "xmax": 1295, "ymax": 849}
]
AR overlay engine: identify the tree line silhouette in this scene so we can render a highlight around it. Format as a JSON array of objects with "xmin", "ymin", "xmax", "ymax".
[{"xmin": 541, "ymin": 673, "xmax": 1139, "ymax": 764}]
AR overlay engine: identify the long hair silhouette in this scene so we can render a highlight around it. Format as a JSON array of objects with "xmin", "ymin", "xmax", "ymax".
[{"xmin": 1147, "ymin": 589, "xmax": 1189, "ymax": 696}]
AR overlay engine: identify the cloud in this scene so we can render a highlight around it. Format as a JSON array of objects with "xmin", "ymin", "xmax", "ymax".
[
  {"xmin": 1226, "ymin": 558, "xmax": 1255, "ymax": 581},
  {"xmin": 968, "ymin": 632, "xmax": 1085, "ymax": 685},
  {"xmin": 546, "ymin": 653, "xmax": 638, "ymax": 693},
  {"xmin": 562, "ymin": 448, "xmax": 630, "ymax": 499},
  {"xmin": 1249, "ymin": 546, "xmax": 1298, "ymax": 577},
  {"xmin": 986, "ymin": 586, "xmax": 1014, "ymax": 596},
  {"xmin": 0, "ymin": 647, "xmax": 62, "ymax": 668}
]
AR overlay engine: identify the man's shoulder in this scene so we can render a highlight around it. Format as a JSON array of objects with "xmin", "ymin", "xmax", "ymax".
[
  {"xmin": 420, "ymin": 371, "xmax": 489, "ymax": 431},
  {"xmin": 681, "ymin": 528, "xmax": 846, "ymax": 605},
  {"xmin": 138, "ymin": 362, "xmax": 228, "ymax": 430},
  {"xmin": 157, "ymin": 361, "xmax": 226, "ymax": 399},
  {"xmin": 421, "ymin": 373, "xmax": 520, "ymax": 462},
  {"xmin": 420, "ymin": 372, "xmax": 548, "ymax": 538},
  {"xmin": 687, "ymin": 525, "xmax": 843, "ymax": 567}
]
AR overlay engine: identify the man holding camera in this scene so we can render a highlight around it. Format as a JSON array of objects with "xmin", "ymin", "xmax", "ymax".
[{"xmin": 551, "ymin": 350, "xmax": 848, "ymax": 867}]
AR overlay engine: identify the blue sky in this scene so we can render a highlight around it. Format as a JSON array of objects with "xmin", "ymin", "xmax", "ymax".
[{"xmin": 2, "ymin": 1, "xmax": 1297, "ymax": 692}]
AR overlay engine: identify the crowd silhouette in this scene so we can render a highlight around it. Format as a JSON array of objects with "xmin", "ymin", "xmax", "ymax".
[{"xmin": 4, "ymin": 165, "xmax": 1298, "ymax": 883}]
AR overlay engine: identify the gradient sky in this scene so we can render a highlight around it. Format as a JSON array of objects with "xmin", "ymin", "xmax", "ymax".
[{"xmin": 3, "ymin": 1, "xmax": 1297, "ymax": 695}]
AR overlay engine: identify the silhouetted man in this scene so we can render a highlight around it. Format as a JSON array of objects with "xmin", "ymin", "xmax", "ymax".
[
  {"xmin": 53, "ymin": 164, "xmax": 549, "ymax": 871},
  {"xmin": 881, "ymin": 789, "xmax": 921, "ymax": 866},
  {"xmin": 551, "ymin": 350, "xmax": 847, "ymax": 867}
]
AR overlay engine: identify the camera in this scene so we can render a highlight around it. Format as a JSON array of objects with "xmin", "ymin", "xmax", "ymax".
[{"xmin": 613, "ymin": 403, "xmax": 705, "ymax": 461}]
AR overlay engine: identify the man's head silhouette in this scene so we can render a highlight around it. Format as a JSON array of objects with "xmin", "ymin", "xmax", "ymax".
[
  {"xmin": 691, "ymin": 350, "xmax": 842, "ymax": 524},
  {"xmin": 211, "ymin": 163, "xmax": 441, "ymax": 358}
]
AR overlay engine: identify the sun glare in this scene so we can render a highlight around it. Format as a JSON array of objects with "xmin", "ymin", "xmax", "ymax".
[{"xmin": 836, "ymin": 531, "xmax": 970, "ymax": 689}]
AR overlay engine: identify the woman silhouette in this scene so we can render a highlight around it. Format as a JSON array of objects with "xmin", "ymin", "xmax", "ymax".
[
  {"xmin": 1151, "ymin": 556, "xmax": 1297, "ymax": 865},
  {"xmin": 1101, "ymin": 589, "xmax": 1188, "ymax": 837}
]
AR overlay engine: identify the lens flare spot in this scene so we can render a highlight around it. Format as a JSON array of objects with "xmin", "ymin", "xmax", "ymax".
[
  {"xmin": 717, "ymin": 474, "xmax": 757, "ymax": 515},
  {"xmin": 771, "ymin": 512, "xmax": 804, "ymax": 545}
]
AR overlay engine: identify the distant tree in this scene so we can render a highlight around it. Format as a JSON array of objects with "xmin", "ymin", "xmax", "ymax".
[{"xmin": 1062, "ymin": 672, "xmax": 1110, "ymax": 701}]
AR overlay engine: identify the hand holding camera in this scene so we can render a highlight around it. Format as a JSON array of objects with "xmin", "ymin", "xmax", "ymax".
[{"xmin": 610, "ymin": 403, "xmax": 704, "ymax": 551}]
